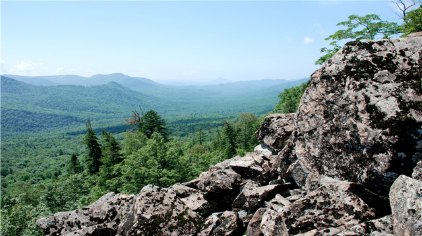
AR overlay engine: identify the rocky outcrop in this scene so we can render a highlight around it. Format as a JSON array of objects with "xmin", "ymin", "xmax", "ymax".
[
  {"xmin": 38, "ymin": 34, "xmax": 422, "ymax": 235},
  {"xmin": 294, "ymin": 36, "xmax": 422, "ymax": 196}
]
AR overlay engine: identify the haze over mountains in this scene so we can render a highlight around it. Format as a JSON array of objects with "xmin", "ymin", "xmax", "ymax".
[{"xmin": 1, "ymin": 74, "xmax": 307, "ymax": 135}]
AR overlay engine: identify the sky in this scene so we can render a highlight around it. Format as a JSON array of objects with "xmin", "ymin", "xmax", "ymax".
[{"xmin": 0, "ymin": 0, "xmax": 414, "ymax": 84}]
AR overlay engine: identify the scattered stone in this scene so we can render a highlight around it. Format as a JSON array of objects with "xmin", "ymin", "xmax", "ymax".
[
  {"xmin": 232, "ymin": 181, "xmax": 284, "ymax": 212},
  {"xmin": 229, "ymin": 155, "xmax": 264, "ymax": 179},
  {"xmin": 169, "ymin": 184, "xmax": 213, "ymax": 216},
  {"xmin": 199, "ymin": 211, "xmax": 243, "ymax": 236}
]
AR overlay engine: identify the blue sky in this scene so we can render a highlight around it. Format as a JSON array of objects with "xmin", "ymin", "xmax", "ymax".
[{"xmin": 1, "ymin": 0, "xmax": 412, "ymax": 84}]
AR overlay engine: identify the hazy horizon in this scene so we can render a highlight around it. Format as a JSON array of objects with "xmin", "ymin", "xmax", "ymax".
[
  {"xmin": 2, "ymin": 72, "xmax": 309, "ymax": 86},
  {"xmin": 2, "ymin": 1, "xmax": 411, "ymax": 84}
]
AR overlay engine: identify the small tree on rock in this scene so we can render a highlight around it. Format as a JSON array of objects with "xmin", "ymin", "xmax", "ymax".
[{"xmin": 316, "ymin": 14, "xmax": 401, "ymax": 65}]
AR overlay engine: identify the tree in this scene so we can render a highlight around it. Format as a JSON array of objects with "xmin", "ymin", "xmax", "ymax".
[
  {"xmin": 393, "ymin": 0, "xmax": 418, "ymax": 20},
  {"xmin": 121, "ymin": 130, "xmax": 148, "ymax": 156},
  {"xmin": 402, "ymin": 6, "xmax": 422, "ymax": 35},
  {"xmin": 235, "ymin": 113, "xmax": 260, "ymax": 151},
  {"xmin": 316, "ymin": 14, "xmax": 401, "ymax": 64},
  {"xmin": 139, "ymin": 110, "xmax": 169, "ymax": 140},
  {"xmin": 274, "ymin": 82, "xmax": 308, "ymax": 113},
  {"xmin": 99, "ymin": 131, "xmax": 123, "ymax": 184},
  {"xmin": 84, "ymin": 120, "xmax": 102, "ymax": 174},
  {"xmin": 101, "ymin": 131, "xmax": 122, "ymax": 166},
  {"xmin": 119, "ymin": 133, "xmax": 182, "ymax": 193},
  {"xmin": 67, "ymin": 154, "xmax": 82, "ymax": 174},
  {"xmin": 222, "ymin": 121, "xmax": 237, "ymax": 159}
]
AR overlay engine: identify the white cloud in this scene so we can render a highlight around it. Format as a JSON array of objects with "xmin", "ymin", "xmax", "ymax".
[
  {"xmin": 6, "ymin": 61, "xmax": 45, "ymax": 75},
  {"xmin": 303, "ymin": 37, "xmax": 314, "ymax": 44}
]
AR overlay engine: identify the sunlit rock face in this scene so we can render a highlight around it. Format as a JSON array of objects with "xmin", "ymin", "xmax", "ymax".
[
  {"xmin": 293, "ymin": 35, "xmax": 421, "ymax": 195},
  {"xmin": 38, "ymin": 33, "xmax": 421, "ymax": 236}
]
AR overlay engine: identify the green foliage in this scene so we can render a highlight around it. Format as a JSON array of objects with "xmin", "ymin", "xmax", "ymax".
[
  {"xmin": 1, "ymin": 197, "xmax": 45, "ymax": 236},
  {"xmin": 119, "ymin": 133, "xmax": 183, "ymax": 193},
  {"xmin": 235, "ymin": 113, "xmax": 260, "ymax": 152},
  {"xmin": 40, "ymin": 174, "xmax": 90, "ymax": 213},
  {"xmin": 274, "ymin": 82, "xmax": 308, "ymax": 113},
  {"xmin": 99, "ymin": 131, "xmax": 123, "ymax": 189},
  {"xmin": 222, "ymin": 121, "xmax": 237, "ymax": 159},
  {"xmin": 84, "ymin": 121, "xmax": 102, "ymax": 175},
  {"xmin": 402, "ymin": 6, "xmax": 422, "ymax": 35},
  {"xmin": 316, "ymin": 14, "xmax": 401, "ymax": 64},
  {"xmin": 68, "ymin": 154, "xmax": 82, "ymax": 174},
  {"xmin": 139, "ymin": 110, "xmax": 169, "ymax": 140},
  {"xmin": 101, "ymin": 131, "xmax": 123, "ymax": 166}
]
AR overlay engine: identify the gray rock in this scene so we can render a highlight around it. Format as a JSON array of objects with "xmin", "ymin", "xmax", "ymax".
[
  {"xmin": 169, "ymin": 184, "xmax": 213, "ymax": 216},
  {"xmin": 254, "ymin": 144, "xmax": 276, "ymax": 158},
  {"xmin": 232, "ymin": 181, "xmax": 285, "ymax": 211},
  {"xmin": 229, "ymin": 155, "xmax": 264, "ymax": 179},
  {"xmin": 37, "ymin": 192, "xmax": 133, "ymax": 235},
  {"xmin": 258, "ymin": 180, "xmax": 377, "ymax": 235},
  {"xmin": 199, "ymin": 211, "xmax": 243, "ymax": 236},
  {"xmin": 37, "ymin": 186, "xmax": 203, "ymax": 236},
  {"xmin": 246, "ymin": 208, "xmax": 266, "ymax": 236},
  {"xmin": 412, "ymin": 160, "xmax": 422, "ymax": 181},
  {"xmin": 198, "ymin": 212, "xmax": 221, "ymax": 236},
  {"xmin": 195, "ymin": 167, "xmax": 244, "ymax": 211},
  {"xmin": 291, "ymin": 36, "xmax": 422, "ymax": 196},
  {"xmin": 257, "ymin": 113, "xmax": 296, "ymax": 151},
  {"xmin": 285, "ymin": 160, "xmax": 309, "ymax": 187},
  {"xmin": 347, "ymin": 215, "xmax": 394, "ymax": 235},
  {"xmin": 390, "ymin": 175, "xmax": 422, "ymax": 236}
]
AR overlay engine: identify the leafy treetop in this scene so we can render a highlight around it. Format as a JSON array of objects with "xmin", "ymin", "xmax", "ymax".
[{"xmin": 316, "ymin": 14, "xmax": 401, "ymax": 65}]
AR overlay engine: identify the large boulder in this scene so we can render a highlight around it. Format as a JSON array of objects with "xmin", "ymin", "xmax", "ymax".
[
  {"xmin": 389, "ymin": 175, "xmax": 422, "ymax": 236},
  {"xmin": 291, "ymin": 36, "xmax": 422, "ymax": 195}
]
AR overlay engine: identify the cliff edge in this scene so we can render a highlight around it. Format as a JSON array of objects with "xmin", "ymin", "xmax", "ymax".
[{"xmin": 38, "ymin": 33, "xmax": 422, "ymax": 235}]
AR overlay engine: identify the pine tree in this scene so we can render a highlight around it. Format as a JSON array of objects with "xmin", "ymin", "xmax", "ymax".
[
  {"xmin": 139, "ymin": 110, "xmax": 169, "ymax": 140},
  {"xmin": 68, "ymin": 154, "xmax": 82, "ymax": 174},
  {"xmin": 101, "ymin": 131, "xmax": 122, "ymax": 165},
  {"xmin": 222, "ymin": 121, "xmax": 237, "ymax": 159},
  {"xmin": 99, "ymin": 131, "xmax": 122, "ymax": 184},
  {"xmin": 84, "ymin": 120, "xmax": 102, "ymax": 175},
  {"xmin": 235, "ymin": 113, "xmax": 260, "ymax": 151}
]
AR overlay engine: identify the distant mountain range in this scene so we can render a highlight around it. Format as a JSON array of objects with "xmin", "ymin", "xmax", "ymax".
[{"xmin": 1, "ymin": 74, "xmax": 308, "ymax": 135}]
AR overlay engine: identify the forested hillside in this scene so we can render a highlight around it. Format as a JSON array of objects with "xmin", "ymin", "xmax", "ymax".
[{"xmin": 1, "ymin": 75, "xmax": 307, "ymax": 136}]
